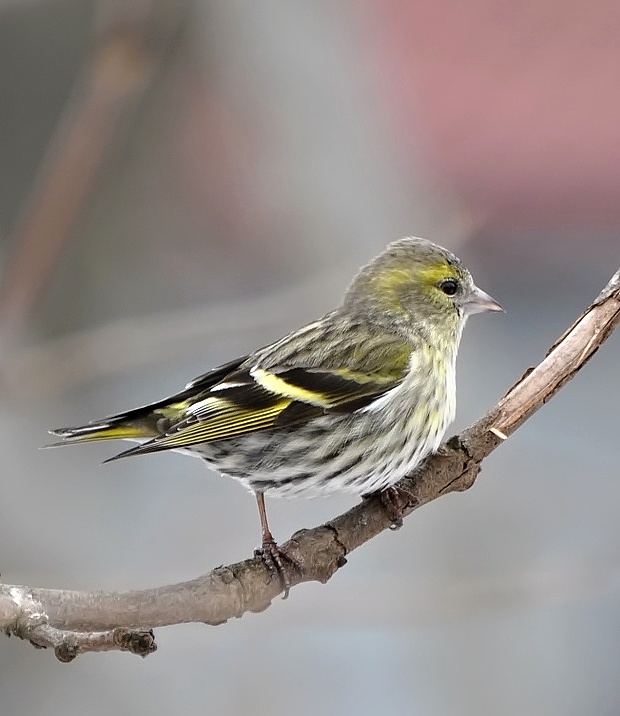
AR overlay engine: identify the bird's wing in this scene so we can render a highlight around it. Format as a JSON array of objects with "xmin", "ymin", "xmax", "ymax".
[
  {"xmin": 109, "ymin": 343, "xmax": 412, "ymax": 458},
  {"xmin": 49, "ymin": 355, "xmax": 249, "ymax": 445}
]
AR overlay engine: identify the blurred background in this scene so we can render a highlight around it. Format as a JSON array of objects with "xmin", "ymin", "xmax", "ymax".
[{"xmin": 0, "ymin": 1, "xmax": 619, "ymax": 714}]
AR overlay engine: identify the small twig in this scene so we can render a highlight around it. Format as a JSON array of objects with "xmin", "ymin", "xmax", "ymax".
[
  {"xmin": 0, "ymin": 266, "xmax": 618, "ymax": 660},
  {"xmin": 1, "ymin": 587, "xmax": 155, "ymax": 660}
]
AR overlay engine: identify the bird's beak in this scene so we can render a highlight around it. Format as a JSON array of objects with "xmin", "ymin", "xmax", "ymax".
[{"xmin": 464, "ymin": 286, "xmax": 504, "ymax": 315}]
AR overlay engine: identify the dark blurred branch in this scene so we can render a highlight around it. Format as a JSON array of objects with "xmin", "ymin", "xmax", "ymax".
[
  {"xmin": 0, "ymin": 1, "xmax": 182, "ymax": 340},
  {"xmin": 1, "ymin": 266, "xmax": 619, "ymax": 660},
  {"xmin": 1, "ymin": 267, "xmax": 349, "ymax": 400}
]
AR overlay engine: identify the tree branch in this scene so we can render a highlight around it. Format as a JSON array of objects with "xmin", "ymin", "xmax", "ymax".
[
  {"xmin": 0, "ymin": 1, "xmax": 183, "ymax": 340},
  {"xmin": 2, "ymin": 267, "xmax": 619, "ymax": 661}
]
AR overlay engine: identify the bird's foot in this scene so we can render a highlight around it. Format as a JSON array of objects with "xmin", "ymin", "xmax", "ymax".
[
  {"xmin": 255, "ymin": 538, "xmax": 299, "ymax": 599},
  {"xmin": 379, "ymin": 484, "xmax": 419, "ymax": 530}
]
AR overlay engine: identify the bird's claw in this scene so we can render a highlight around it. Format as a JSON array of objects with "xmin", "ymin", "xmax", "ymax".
[
  {"xmin": 255, "ymin": 539, "xmax": 299, "ymax": 599},
  {"xmin": 379, "ymin": 484, "xmax": 419, "ymax": 529}
]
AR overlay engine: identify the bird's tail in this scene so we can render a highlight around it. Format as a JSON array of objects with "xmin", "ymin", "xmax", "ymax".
[
  {"xmin": 48, "ymin": 399, "xmax": 187, "ymax": 450},
  {"xmin": 49, "ymin": 419, "xmax": 154, "ymax": 444},
  {"xmin": 48, "ymin": 355, "xmax": 249, "ymax": 455}
]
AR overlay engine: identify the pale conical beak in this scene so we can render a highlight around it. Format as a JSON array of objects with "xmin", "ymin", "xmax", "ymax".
[{"xmin": 464, "ymin": 285, "xmax": 504, "ymax": 315}]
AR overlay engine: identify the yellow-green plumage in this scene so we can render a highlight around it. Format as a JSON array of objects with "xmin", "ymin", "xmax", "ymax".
[{"xmin": 50, "ymin": 237, "xmax": 502, "ymax": 528}]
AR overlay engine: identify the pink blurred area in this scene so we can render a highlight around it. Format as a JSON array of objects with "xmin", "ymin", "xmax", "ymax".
[{"xmin": 360, "ymin": 0, "xmax": 620, "ymax": 224}]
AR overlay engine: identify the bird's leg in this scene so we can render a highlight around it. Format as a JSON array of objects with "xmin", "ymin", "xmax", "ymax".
[
  {"xmin": 377, "ymin": 484, "xmax": 419, "ymax": 530},
  {"xmin": 254, "ymin": 491, "xmax": 294, "ymax": 599}
]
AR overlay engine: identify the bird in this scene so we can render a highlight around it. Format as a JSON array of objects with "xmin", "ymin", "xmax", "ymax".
[{"xmin": 50, "ymin": 237, "xmax": 503, "ymax": 595}]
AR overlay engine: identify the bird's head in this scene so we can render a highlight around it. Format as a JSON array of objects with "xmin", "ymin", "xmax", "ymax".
[{"xmin": 341, "ymin": 237, "xmax": 503, "ymax": 340}]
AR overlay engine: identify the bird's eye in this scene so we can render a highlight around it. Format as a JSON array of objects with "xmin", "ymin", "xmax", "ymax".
[{"xmin": 439, "ymin": 279, "xmax": 459, "ymax": 296}]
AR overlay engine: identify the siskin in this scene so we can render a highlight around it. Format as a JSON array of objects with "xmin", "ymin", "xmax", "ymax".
[{"xmin": 51, "ymin": 237, "xmax": 503, "ymax": 593}]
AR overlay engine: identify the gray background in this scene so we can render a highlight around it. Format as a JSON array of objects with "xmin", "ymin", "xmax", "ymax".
[{"xmin": 0, "ymin": 2, "xmax": 619, "ymax": 715}]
